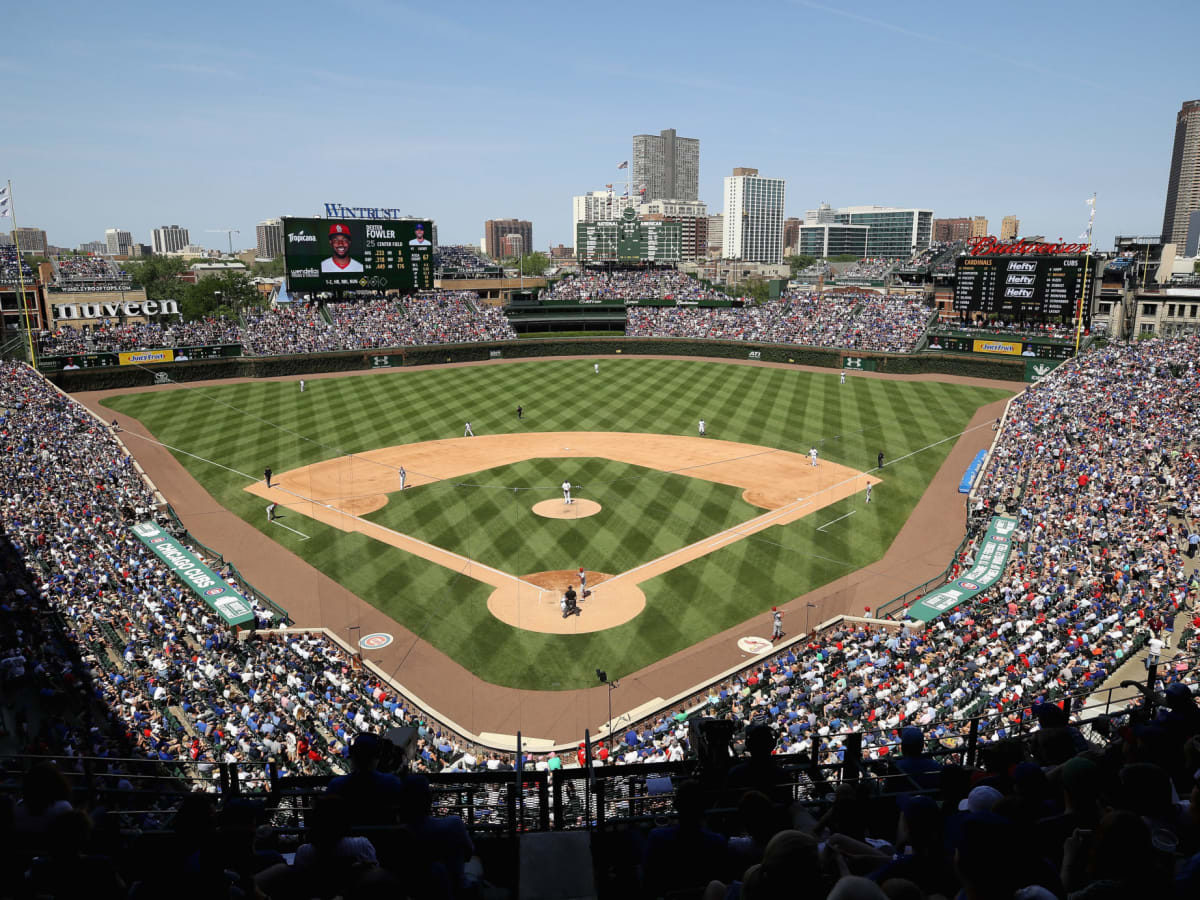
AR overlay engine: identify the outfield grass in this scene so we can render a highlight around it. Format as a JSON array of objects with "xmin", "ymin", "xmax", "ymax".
[{"xmin": 103, "ymin": 359, "xmax": 1011, "ymax": 689}]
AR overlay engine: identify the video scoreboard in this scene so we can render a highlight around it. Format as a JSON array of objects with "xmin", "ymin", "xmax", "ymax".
[
  {"xmin": 954, "ymin": 256, "xmax": 1091, "ymax": 319},
  {"xmin": 283, "ymin": 217, "xmax": 433, "ymax": 293}
]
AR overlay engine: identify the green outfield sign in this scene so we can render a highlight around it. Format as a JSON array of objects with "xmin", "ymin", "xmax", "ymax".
[
  {"xmin": 906, "ymin": 514, "xmax": 1016, "ymax": 622},
  {"xmin": 132, "ymin": 521, "xmax": 256, "ymax": 627}
]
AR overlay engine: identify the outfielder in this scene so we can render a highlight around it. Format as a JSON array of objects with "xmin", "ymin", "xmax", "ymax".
[
  {"xmin": 464, "ymin": 421, "xmax": 474, "ymax": 437},
  {"xmin": 300, "ymin": 379, "xmax": 305, "ymax": 393},
  {"xmin": 399, "ymin": 466, "xmax": 407, "ymax": 491},
  {"xmin": 562, "ymin": 480, "xmax": 572, "ymax": 504},
  {"xmin": 593, "ymin": 362, "xmax": 599, "ymax": 375},
  {"xmin": 810, "ymin": 447, "xmax": 818, "ymax": 467},
  {"xmin": 840, "ymin": 371, "xmax": 846, "ymax": 385}
]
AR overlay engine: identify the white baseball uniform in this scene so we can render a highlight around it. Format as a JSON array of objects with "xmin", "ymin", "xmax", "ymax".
[
  {"xmin": 399, "ymin": 467, "xmax": 407, "ymax": 490},
  {"xmin": 840, "ymin": 371, "xmax": 845, "ymax": 384},
  {"xmin": 865, "ymin": 482, "xmax": 872, "ymax": 503},
  {"xmin": 698, "ymin": 419, "xmax": 706, "ymax": 436},
  {"xmin": 464, "ymin": 422, "xmax": 474, "ymax": 437},
  {"xmin": 300, "ymin": 379, "xmax": 305, "ymax": 392},
  {"xmin": 562, "ymin": 480, "xmax": 572, "ymax": 504},
  {"xmin": 593, "ymin": 363, "xmax": 599, "ymax": 374},
  {"xmin": 810, "ymin": 448, "xmax": 818, "ymax": 467}
]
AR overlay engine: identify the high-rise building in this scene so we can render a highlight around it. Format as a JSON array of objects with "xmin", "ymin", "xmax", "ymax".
[
  {"xmin": 707, "ymin": 214, "xmax": 724, "ymax": 255},
  {"xmin": 11, "ymin": 227, "xmax": 48, "ymax": 255},
  {"xmin": 805, "ymin": 205, "xmax": 933, "ymax": 258},
  {"xmin": 104, "ymin": 229, "xmax": 133, "ymax": 256},
  {"xmin": 151, "ymin": 225, "xmax": 190, "ymax": 255},
  {"xmin": 798, "ymin": 224, "xmax": 869, "ymax": 258},
  {"xmin": 1161, "ymin": 99, "xmax": 1200, "ymax": 251},
  {"xmin": 256, "ymin": 219, "xmax": 284, "ymax": 259},
  {"xmin": 722, "ymin": 168, "xmax": 786, "ymax": 264},
  {"xmin": 78, "ymin": 240, "xmax": 106, "ymax": 255},
  {"xmin": 638, "ymin": 199, "xmax": 708, "ymax": 261},
  {"xmin": 933, "ymin": 217, "xmax": 973, "ymax": 242},
  {"xmin": 572, "ymin": 190, "xmax": 638, "ymax": 239},
  {"xmin": 483, "ymin": 219, "xmax": 533, "ymax": 259},
  {"xmin": 632, "ymin": 128, "xmax": 699, "ymax": 203},
  {"xmin": 1000, "ymin": 215, "xmax": 1020, "ymax": 241},
  {"xmin": 970, "ymin": 216, "xmax": 989, "ymax": 238},
  {"xmin": 784, "ymin": 217, "xmax": 803, "ymax": 253}
]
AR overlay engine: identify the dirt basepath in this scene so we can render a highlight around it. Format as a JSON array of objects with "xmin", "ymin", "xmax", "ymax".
[
  {"xmin": 245, "ymin": 433, "xmax": 875, "ymax": 634},
  {"xmin": 77, "ymin": 355, "xmax": 1014, "ymax": 745}
]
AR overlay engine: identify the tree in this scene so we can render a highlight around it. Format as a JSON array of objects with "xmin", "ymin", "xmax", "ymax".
[
  {"xmin": 252, "ymin": 258, "xmax": 285, "ymax": 278},
  {"xmin": 179, "ymin": 271, "xmax": 261, "ymax": 321},
  {"xmin": 785, "ymin": 254, "xmax": 817, "ymax": 275},
  {"xmin": 125, "ymin": 256, "xmax": 189, "ymax": 301},
  {"xmin": 1194, "ymin": 259, "xmax": 1200, "ymax": 274},
  {"xmin": 734, "ymin": 277, "xmax": 771, "ymax": 303},
  {"xmin": 502, "ymin": 252, "xmax": 550, "ymax": 277}
]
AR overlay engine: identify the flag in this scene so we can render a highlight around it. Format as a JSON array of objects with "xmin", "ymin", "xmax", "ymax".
[
  {"xmin": 1085, "ymin": 196, "xmax": 1095, "ymax": 206},
  {"xmin": 605, "ymin": 184, "xmax": 612, "ymax": 190},
  {"xmin": 0, "ymin": 185, "xmax": 9, "ymax": 218},
  {"xmin": 617, "ymin": 161, "xmax": 628, "ymax": 170}
]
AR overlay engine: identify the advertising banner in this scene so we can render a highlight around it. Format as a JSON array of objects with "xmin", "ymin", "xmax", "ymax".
[
  {"xmin": 959, "ymin": 450, "xmax": 987, "ymax": 493},
  {"xmin": 907, "ymin": 515, "xmax": 1016, "ymax": 622},
  {"xmin": 131, "ymin": 521, "xmax": 256, "ymax": 627},
  {"xmin": 1025, "ymin": 357, "xmax": 1065, "ymax": 382},
  {"xmin": 118, "ymin": 349, "xmax": 174, "ymax": 365},
  {"xmin": 283, "ymin": 217, "xmax": 433, "ymax": 293},
  {"xmin": 972, "ymin": 339, "xmax": 1022, "ymax": 356}
]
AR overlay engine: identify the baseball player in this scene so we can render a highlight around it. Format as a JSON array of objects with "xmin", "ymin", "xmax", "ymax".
[
  {"xmin": 464, "ymin": 421, "xmax": 474, "ymax": 437},
  {"xmin": 398, "ymin": 466, "xmax": 407, "ymax": 491},
  {"xmin": 698, "ymin": 418, "xmax": 706, "ymax": 437},
  {"xmin": 299, "ymin": 379, "xmax": 305, "ymax": 393},
  {"xmin": 840, "ymin": 371, "xmax": 846, "ymax": 385},
  {"xmin": 562, "ymin": 480, "xmax": 572, "ymax": 505},
  {"xmin": 865, "ymin": 482, "xmax": 872, "ymax": 504},
  {"xmin": 771, "ymin": 607, "xmax": 783, "ymax": 640},
  {"xmin": 578, "ymin": 567, "xmax": 587, "ymax": 596},
  {"xmin": 264, "ymin": 466, "xmax": 273, "ymax": 488},
  {"xmin": 810, "ymin": 447, "xmax": 818, "ymax": 467},
  {"xmin": 593, "ymin": 362, "xmax": 599, "ymax": 375},
  {"xmin": 266, "ymin": 502, "xmax": 278, "ymax": 522}
]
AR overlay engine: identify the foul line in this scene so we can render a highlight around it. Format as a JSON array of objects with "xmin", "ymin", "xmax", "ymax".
[
  {"xmin": 270, "ymin": 519, "xmax": 311, "ymax": 540},
  {"xmin": 817, "ymin": 510, "xmax": 857, "ymax": 532}
]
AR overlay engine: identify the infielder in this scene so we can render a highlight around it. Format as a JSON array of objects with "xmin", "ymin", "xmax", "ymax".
[
  {"xmin": 698, "ymin": 418, "xmax": 706, "ymax": 436},
  {"xmin": 266, "ymin": 502, "xmax": 278, "ymax": 521},
  {"xmin": 810, "ymin": 447, "xmax": 818, "ymax": 467},
  {"xmin": 399, "ymin": 466, "xmax": 407, "ymax": 490},
  {"xmin": 562, "ymin": 480, "xmax": 572, "ymax": 504},
  {"xmin": 772, "ymin": 607, "xmax": 783, "ymax": 640},
  {"xmin": 865, "ymin": 482, "xmax": 872, "ymax": 504},
  {"xmin": 464, "ymin": 421, "xmax": 474, "ymax": 437},
  {"xmin": 300, "ymin": 379, "xmax": 305, "ymax": 393}
]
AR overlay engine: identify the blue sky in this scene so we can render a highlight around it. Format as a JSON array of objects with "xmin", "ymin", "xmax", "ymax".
[{"xmin": 3, "ymin": 0, "xmax": 1195, "ymax": 253}]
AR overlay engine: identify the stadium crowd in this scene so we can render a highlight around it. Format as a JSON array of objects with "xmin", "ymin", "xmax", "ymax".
[
  {"xmin": 435, "ymin": 245, "xmax": 495, "ymax": 274},
  {"xmin": 39, "ymin": 318, "xmax": 243, "ymax": 356},
  {"xmin": 933, "ymin": 318, "xmax": 1082, "ymax": 341},
  {"xmin": 5, "ymin": 335, "xmax": 1200, "ymax": 895},
  {"xmin": 543, "ymin": 270, "xmax": 731, "ymax": 304},
  {"xmin": 626, "ymin": 292, "xmax": 933, "ymax": 353},
  {"xmin": 836, "ymin": 258, "xmax": 894, "ymax": 281},
  {"xmin": 0, "ymin": 245, "xmax": 34, "ymax": 283}
]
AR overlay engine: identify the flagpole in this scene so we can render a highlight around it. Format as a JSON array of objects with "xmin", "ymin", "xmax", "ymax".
[
  {"xmin": 1073, "ymin": 194, "xmax": 1096, "ymax": 356},
  {"xmin": 7, "ymin": 181, "xmax": 38, "ymax": 368}
]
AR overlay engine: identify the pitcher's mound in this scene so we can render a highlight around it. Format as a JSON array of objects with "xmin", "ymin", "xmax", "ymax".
[
  {"xmin": 532, "ymin": 498, "xmax": 602, "ymax": 519},
  {"xmin": 487, "ymin": 569, "xmax": 645, "ymax": 634}
]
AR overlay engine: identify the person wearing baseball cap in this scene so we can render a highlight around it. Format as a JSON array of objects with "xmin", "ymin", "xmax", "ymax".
[
  {"xmin": 409, "ymin": 222, "xmax": 431, "ymax": 247},
  {"xmin": 321, "ymin": 222, "xmax": 364, "ymax": 273}
]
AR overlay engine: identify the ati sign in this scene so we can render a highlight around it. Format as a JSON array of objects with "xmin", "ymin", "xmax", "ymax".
[{"xmin": 54, "ymin": 299, "xmax": 178, "ymax": 320}]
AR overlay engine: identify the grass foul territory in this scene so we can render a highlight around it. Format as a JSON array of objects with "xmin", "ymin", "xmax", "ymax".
[{"xmin": 103, "ymin": 358, "xmax": 1010, "ymax": 689}]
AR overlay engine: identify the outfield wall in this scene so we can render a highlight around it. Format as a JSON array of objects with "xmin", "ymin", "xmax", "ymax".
[{"xmin": 47, "ymin": 337, "xmax": 1025, "ymax": 391}]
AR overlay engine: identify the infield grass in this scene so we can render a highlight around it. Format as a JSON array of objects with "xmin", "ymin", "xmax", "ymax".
[{"xmin": 102, "ymin": 358, "xmax": 1012, "ymax": 689}]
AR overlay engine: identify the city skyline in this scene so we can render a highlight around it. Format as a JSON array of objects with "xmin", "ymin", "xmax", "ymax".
[{"xmin": 2, "ymin": 0, "xmax": 1195, "ymax": 253}]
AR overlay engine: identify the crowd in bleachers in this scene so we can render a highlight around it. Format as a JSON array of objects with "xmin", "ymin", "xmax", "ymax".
[
  {"xmin": 543, "ymin": 270, "xmax": 731, "ymax": 304},
  {"xmin": 39, "ymin": 318, "xmax": 242, "ymax": 356},
  {"xmin": 435, "ymin": 245, "xmax": 495, "ymax": 273},
  {"xmin": 599, "ymin": 336, "xmax": 1200, "ymax": 780},
  {"xmin": 626, "ymin": 292, "xmax": 933, "ymax": 353},
  {"xmin": 793, "ymin": 261, "xmax": 833, "ymax": 281},
  {"xmin": 933, "ymin": 318, "xmax": 1082, "ymax": 341},
  {"xmin": 837, "ymin": 258, "xmax": 894, "ymax": 280},
  {"xmin": 0, "ymin": 361, "xmax": 492, "ymax": 791},
  {"xmin": 0, "ymin": 245, "xmax": 34, "ymax": 284},
  {"xmin": 55, "ymin": 256, "xmax": 129, "ymax": 282}
]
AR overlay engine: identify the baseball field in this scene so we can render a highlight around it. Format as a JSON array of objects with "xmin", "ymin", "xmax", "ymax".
[{"xmin": 99, "ymin": 358, "xmax": 1011, "ymax": 693}]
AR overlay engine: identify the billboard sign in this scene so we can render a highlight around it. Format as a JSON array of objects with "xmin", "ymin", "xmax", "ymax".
[{"xmin": 283, "ymin": 217, "xmax": 433, "ymax": 292}]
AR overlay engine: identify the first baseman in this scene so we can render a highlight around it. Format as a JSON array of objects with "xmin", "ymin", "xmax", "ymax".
[
  {"xmin": 266, "ymin": 502, "xmax": 278, "ymax": 521},
  {"xmin": 399, "ymin": 466, "xmax": 407, "ymax": 491}
]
